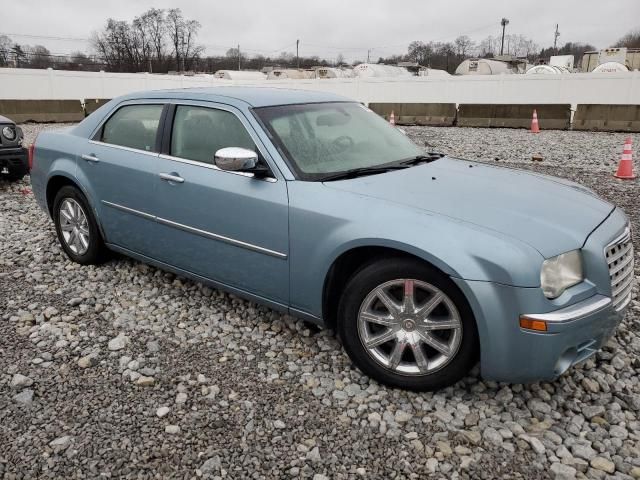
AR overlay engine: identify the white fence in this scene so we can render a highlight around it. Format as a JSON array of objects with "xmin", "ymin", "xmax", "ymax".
[{"xmin": 0, "ymin": 68, "xmax": 639, "ymax": 108}]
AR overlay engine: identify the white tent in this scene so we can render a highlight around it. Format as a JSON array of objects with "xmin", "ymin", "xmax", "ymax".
[
  {"xmin": 214, "ymin": 70, "xmax": 266, "ymax": 80},
  {"xmin": 352, "ymin": 64, "xmax": 412, "ymax": 78}
]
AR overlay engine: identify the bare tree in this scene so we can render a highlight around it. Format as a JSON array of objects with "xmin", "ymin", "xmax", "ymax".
[
  {"xmin": 479, "ymin": 36, "xmax": 500, "ymax": 57},
  {"xmin": 92, "ymin": 19, "xmax": 145, "ymax": 72},
  {"xmin": 166, "ymin": 8, "xmax": 203, "ymax": 71},
  {"xmin": 25, "ymin": 45, "xmax": 52, "ymax": 69},
  {"xmin": 407, "ymin": 41, "xmax": 432, "ymax": 65},
  {"xmin": 0, "ymin": 35, "xmax": 12, "ymax": 66},
  {"xmin": 454, "ymin": 35, "xmax": 474, "ymax": 57},
  {"xmin": 139, "ymin": 8, "xmax": 167, "ymax": 67},
  {"xmin": 614, "ymin": 29, "xmax": 640, "ymax": 48}
]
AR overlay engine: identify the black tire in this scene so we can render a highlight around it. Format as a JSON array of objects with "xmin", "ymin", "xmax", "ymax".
[
  {"xmin": 337, "ymin": 258, "xmax": 479, "ymax": 391},
  {"xmin": 53, "ymin": 186, "xmax": 109, "ymax": 265}
]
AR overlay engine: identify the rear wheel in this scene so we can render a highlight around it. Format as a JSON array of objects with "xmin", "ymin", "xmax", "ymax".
[
  {"xmin": 337, "ymin": 258, "xmax": 478, "ymax": 391},
  {"xmin": 53, "ymin": 186, "xmax": 109, "ymax": 265}
]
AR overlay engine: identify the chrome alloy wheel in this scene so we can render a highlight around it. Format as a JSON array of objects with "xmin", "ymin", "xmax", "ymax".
[
  {"xmin": 59, "ymin": 198, "xmax": 90, "ymax": 255},
  {"xmin": 357, "ymin": 279, "xmax": 463, "ymax": 375}
]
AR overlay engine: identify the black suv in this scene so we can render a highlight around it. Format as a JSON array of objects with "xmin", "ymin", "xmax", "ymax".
[{"xmin": 0, "ymin": 115, "xmax": 28, "ymax": 182}]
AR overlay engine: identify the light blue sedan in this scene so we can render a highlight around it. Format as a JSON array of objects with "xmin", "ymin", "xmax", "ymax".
[{"xmin": 30, "ymin": 87, "xmax": 634, "ymax": 390}]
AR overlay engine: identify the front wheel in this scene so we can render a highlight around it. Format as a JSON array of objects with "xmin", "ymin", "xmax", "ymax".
[{"xmin": 337, "ymin": 258, "xmax": 478, "ymax": 391}]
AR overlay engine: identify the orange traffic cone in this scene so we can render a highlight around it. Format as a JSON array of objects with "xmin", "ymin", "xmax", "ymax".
[
  {"xmin": 531, "ymin": 109, "xmax": 540, "ymax": 133},
  {"xmin": 614, "ymin": 138, "xmax": 636, "ymax": 179},
  {"xmin": 389, "ymin": 110, "xmax": 395, "ymax": 125}
]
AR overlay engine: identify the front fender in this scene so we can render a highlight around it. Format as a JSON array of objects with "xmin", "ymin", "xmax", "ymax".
[{"xmin": 288, "ymin": 182, "xmax": 543, "ymax": 319}]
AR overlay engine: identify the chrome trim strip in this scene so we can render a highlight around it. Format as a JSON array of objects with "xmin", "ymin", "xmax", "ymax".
[
  {"xmin": 102, "ymin": 200, "xmax": 155, "ymax": 220},
  {"xmin": 101, "ymin": 200, "xmax": 287, "ymax": 259},
  {"xmin": 612, "ymin": 274, "xmax": 635, "ymax": 298},
  {"xmin": 522, "ymin": 295, "xmax": 612, "ymax": 323},
  {"xmin": 158, "ymin": 153, "xmax": 277, "ymax": 183},
  {"xmin": 615, "ymin": 291, "xmax": 632, "ymax": 312},
  {"xmin": 607, "ymin": 242, "xmax": 633, "ymax": 265},
  {"xmin": 88, "ymin": 140, "xmax": 159, "ymax": 157},
  {"xmin": 608, "ymin": 226, "xmax": 631, "ymax": 248},
  {"xmin": 156, "ymin": 216, "xmax": 287, "ymax": 259}
]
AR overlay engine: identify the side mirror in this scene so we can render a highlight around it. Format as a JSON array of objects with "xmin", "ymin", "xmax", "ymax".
[{"xmin": 214, "ymin": 147, "xmax": 258, "ymax": 172}]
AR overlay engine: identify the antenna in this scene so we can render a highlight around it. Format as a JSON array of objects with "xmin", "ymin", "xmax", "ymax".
[{"xmin": 553, "ymin": 24, "xmax": 560, "ymax": 54}]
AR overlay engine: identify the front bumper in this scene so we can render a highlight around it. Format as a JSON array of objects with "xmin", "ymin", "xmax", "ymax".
[
  {"xmin": 454, "ymin": 279, "xmax": 628, "ymax": 383},
  {"xmin": 454, "ymin": 207, "xmax": 632, "ymax": 383},
  {"xmin": 520, "ymin": 294, "xmax": 623, "ymax": 378},
  {"xmin": 0, "ymin": 147, "xmax": 29, "ymax": 173}
]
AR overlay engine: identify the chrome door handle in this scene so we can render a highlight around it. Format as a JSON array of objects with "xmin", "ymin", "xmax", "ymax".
[
  {"xmin": 81, "ymin": 154, "xmax": 100, "ymax": 163},
  {"xmin": 159, "ymin": 172, "xmax": 184, "ymax": 184}
]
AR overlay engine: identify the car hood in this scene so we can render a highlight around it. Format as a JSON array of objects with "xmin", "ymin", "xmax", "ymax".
[{"xmin": 323, "ymin": 157, "xmax": 614, "ymax": 258}]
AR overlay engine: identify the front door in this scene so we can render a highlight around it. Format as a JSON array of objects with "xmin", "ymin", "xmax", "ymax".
[
  {"xmin": 78, "ymin": 101, "xmax": 164, "ymax": 256},
  {"xmin": 151, "ymin": 103, "xmax": 289, "ymax": 306}
]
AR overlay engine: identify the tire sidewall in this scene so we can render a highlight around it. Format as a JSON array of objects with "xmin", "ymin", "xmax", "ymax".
[
  {"xmin": 337, "ymin": 258, "xmax": 478, "ymax": 391},
  {"xmin": 53, "ymin": 186, "xmax": 105, "ymax": 265}
]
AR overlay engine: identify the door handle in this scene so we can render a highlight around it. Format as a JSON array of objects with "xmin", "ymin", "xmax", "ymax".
[
  {"xmin": 159, "ymin": 172, "xmax": 185, "ymax": 184},
  {"xmin": 81, "ymin": 154, "xmax": 100, "ymax": 163}
]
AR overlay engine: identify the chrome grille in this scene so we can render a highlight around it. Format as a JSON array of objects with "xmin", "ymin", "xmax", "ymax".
[{"xmin": 605, "ymin": 228, "xmax": 635, "ymax": 311}]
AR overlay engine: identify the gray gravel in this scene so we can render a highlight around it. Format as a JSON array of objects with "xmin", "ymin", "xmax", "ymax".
[{"xmin": 1, "ymin": 124, "xmax": 639, "ymax": 479}]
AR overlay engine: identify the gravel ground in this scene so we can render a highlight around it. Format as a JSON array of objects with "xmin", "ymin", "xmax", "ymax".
[{"xmin": 1, "ymin": 124, "xmax": 639, "ymax": 480}]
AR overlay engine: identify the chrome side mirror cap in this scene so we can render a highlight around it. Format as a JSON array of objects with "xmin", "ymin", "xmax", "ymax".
[{"xmin": 214, "ymin": 147, "xmax": 258, "ymax": 172}]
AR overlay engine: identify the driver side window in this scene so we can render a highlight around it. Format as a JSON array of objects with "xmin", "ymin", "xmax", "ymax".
[{"xmin": 171, "ymin": 106, "xmax": 256, "ymax": 165}]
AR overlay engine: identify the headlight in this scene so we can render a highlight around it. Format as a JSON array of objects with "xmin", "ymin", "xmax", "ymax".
[
  {"xmin": 540, "ymin": 250, "xmax": 584, "ymax": 299},
  {"xmin": 2, "ymin": 126, "xmax": 15, "ymax": 141}
]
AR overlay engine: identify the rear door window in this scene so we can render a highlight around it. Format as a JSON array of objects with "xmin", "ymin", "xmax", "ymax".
[
  {"xmin": 101, "ymin": 104, "xmax": 163, "ymax": 152},
  {"xmin": 170, "ymin": 105, "xmax": 256, "ymax": 165}
]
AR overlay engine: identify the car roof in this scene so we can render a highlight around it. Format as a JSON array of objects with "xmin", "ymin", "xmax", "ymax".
[{"xmin": 120, "ymin": 86, "xmax": 351, "ymax": 108}]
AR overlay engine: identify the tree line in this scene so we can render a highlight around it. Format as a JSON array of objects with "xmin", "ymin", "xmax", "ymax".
[{"xmin": 1, "ymin": 9, "xmax": 638, "ymax": 74}]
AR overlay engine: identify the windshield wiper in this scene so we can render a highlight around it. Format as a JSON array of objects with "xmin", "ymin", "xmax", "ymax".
[
  {"xmin": 320, "ymin": 164, "xmax": 408, "ymax": 182},
  {"xmin": 399, "ymin": 152, "xmax": 446, "ymax": 166}
]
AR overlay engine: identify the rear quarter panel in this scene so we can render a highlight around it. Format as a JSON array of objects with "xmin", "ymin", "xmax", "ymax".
[{"xmin": 31, "ymin": 130, "xmax": 85, "ymax": 215}]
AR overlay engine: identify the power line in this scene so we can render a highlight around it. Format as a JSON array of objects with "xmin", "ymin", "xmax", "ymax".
[{"xmin": 1, "ymin": 32, "xmax": 91, "ymax": 42}]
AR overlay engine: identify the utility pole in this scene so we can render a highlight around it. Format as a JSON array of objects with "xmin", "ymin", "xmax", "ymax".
[
  {"xmin": 500, "ymin": 18, "xmax": 509, "ymax": 56},
  {"xmin": 367, "ymin": 49, "xmax": 371, "ymax": 63},
  {"xmin": 296, "ymin": 39, "xmax": 300, "ymax": 69},
  {"xmin": 553, "ymin": 24, "xmax": 560, "ymax": 54},
  {"xmin": 238, "ymin": 44, "xmax": 241, "ymax": 71}
]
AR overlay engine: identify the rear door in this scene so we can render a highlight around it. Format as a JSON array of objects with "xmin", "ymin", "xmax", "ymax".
[
  {"xmin": 150, "ymin": 102, "xmax": 290, "ymax": 306},
  {"xmin": 79, "ymin": 101, "xmax": 164, "ymax": 255}
]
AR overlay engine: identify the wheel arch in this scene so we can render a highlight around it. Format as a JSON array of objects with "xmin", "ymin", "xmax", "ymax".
[
  {"xmin": 45, "ymin": 174, "xmax": 107, "ymax": 240},
  {"xmin": 321, "ymin": 243, "xmax": 462, "ymax": 330},
  {"xmin": 46, "ymin": 174, "xmax": 80, "ymax": 216}
]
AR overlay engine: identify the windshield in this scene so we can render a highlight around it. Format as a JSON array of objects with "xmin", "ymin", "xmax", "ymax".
[{"xmin": 255, "ymin": 102, "xmax": 423, "ymax": 180}]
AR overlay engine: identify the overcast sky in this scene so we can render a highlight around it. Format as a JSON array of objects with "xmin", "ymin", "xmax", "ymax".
[{"xmin": 3, "ymin": 0, "xmax": 638, "ymax": 62}]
